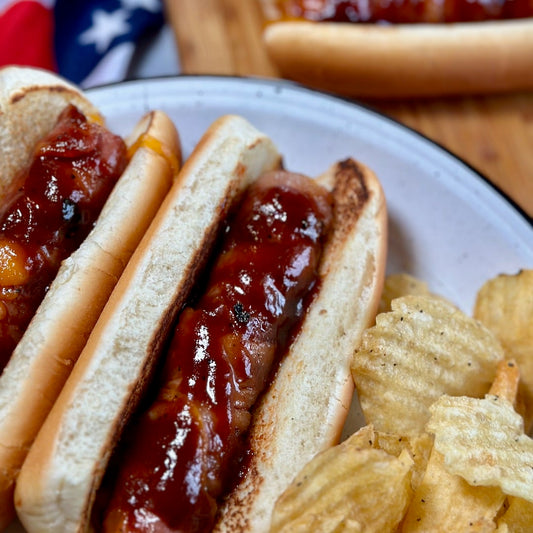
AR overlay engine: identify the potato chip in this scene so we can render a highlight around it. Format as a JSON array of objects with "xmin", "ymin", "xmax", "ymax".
[
  {"xmin": 378, "ymin": 273, "xmax": 430, "ymax": 314},
  {"xmin": 487, "ymin": 358, "xmax": 533, "ymax": 436},
  {"xmin": 427, "ymin": 394, "xmax": 533, "ymax": 502},
  {"xmin": 270, "ymin": 431, "xmax": 413, "ymax": 533},
  {"xmin": 401, "ymin": 447, "xmax": 504, "ymax": 532},
  {"xmin": 343, "ymin": 424, "xmax": 376, "ymax": 449},
  {"xmin": 474, "ymin": 269, "xmax": 533, "ymax": 430},
  {"xmin": 496, "ymin": 496, "xmax": 533, "ymax": 532},
  {"xmin": 488, "ymin": 359, "xmax": 520, "ymax": 404},
  {"xmin": 351, "ymin": 295, "xmax": 504, "ymax": 435},
  {"xmin": 338, "ymin": 424, "xmax": 433, "ymax": 492},
  {"xmin": 373, "ymin": 430, "xmax": 433, "ymax": 493}
]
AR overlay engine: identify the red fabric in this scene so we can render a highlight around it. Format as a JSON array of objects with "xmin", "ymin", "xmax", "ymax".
[{"xmin": 0, "ymin": 1, "xmax": 56, "ymax": 71}]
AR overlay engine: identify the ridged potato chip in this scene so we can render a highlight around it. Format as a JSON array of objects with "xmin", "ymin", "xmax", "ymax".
[
  {"xmin": 401, "ymin": 447, "xmax": 504, "ymax": 532},
  {"xmin": 269, "ymin": 273, "xmax": 530, "ymax": 531},
  {"xmin": 352, "ymin": 295, "xmax": 504, "ymax": 435},
  {"xmin": 400, "ymin": 361, "xmax": 515, "ymax": 532},
  {"xmin": 336, "ymin": 424, "xmax": 433, "ymax": 492},
  {"xmin": 270, "ymin": 431, "xmax": 413, "ymax": 533},
  {"xmin": 474, "ymin": 269, "xmax": 533, "ymax": 430},
  {"xmin": 496, "ymin": 496, "xmax": 533, "ymax": 532},
  {"xmin": 370, "ymin": 430, "xmax": 433, "ymax": 492},
  {"xmin": 427, "ymin": 394, "xmax": 533, "ymax": 503},
  {"xmin": 488, "ymin": 359, "xmax": 520, "ymax": 404},
  {"xmin": 378, "ymin": 273, "xmax": 431, "ymax": 314}
]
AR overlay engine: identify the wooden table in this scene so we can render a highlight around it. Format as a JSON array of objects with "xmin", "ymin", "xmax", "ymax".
[{"xmin": 166, "ymin": 0, "xmax": 533, "ymax": 219}]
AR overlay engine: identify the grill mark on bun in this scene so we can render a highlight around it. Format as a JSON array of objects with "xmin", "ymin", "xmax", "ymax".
[
  {"xmin": 333, "ymin": 158, "xmax": 370, "ymax": 224},
  {"xmin": 10, "ymin": 84, "xmax": 76, "ymax": 104}
]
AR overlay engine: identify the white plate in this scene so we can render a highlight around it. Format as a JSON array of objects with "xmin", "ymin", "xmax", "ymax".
[
  {"xmin": 6, "ymin": 76, "xmax": 533, "ymax": 533},
  {"xmin": 86, "ymin": 75, "xmax": 532, "ymax": 313}
]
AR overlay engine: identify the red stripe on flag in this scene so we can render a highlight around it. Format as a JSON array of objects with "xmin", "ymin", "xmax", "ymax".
[{"xmin": 0, "ymin": 1, "xmax": 57, "ymax": 71}]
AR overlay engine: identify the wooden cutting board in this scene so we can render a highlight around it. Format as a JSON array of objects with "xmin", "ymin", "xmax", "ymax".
[{"xmin": 165, "ymin": 0, "xmax": 533, "ymax": 219}]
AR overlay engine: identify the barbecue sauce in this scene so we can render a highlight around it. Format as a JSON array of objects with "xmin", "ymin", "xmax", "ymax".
[{"xmin": 274, "ymin": 0, "xmax": 533, "ymax": 23}]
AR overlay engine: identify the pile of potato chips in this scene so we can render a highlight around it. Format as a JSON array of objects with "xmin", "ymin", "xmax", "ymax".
[{"xmin": 271, "ymin": 270, "xmax": 533, "ymax": 532}]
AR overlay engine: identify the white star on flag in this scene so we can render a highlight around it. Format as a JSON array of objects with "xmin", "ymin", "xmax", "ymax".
[{"xmin": 79, "ymin": 8, "xmax": 131, "ymax": 54}]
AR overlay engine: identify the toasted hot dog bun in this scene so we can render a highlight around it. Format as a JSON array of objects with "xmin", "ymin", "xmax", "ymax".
[
  {"xmin": 263, "ymin": 19, "xmax": 533, "ymax": 98},
  {"xmin": 0, "ymin": 67, "xmax": 101, "ymax": 200},
  {"xmin": 0, "ymin": 66, "xmax": 181, "ymax": 529},
  {"xmin": 215, "ymin": 159, "xmax": 387, "ymax": 531},
  {"xmin": 14, "ymin": 116, "xmax": 386, "ymax": 533}
]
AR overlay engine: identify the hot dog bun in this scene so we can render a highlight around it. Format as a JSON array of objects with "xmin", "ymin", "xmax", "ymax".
[
  {"xmin": 0, "ymin": 66, "xmax": 101, "ymax": 200},
  {"xmin": 14, "ymin": 116, "xmax": 386, "ymax": 533},
  {"xmin": 215, "ymin": 159, "xmax": 386, "ymax": 531},
  {"xmin": 262, "ymin": 18, "xmax": 533, "ymax": 98},
  {"xmin": 0, "ymin": 66, "xmax": 181, "ymax": 529}
]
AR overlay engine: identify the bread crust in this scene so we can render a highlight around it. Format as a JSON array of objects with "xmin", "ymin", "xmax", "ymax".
[
  {"xmin": 263, "ymin": 19, "xmax": 533, "ymax": 97},
  {"xmin": 0, "ymin": 67, "xmax": 181, "ymax": 529},
  {"xmin": 14, "ymin": 115, "xmax": 282, "ymax": 533},
  {"xmin": 0, "ymin": 67, "xmax": 101, "ymax": 201},
  {"xmin": 214, "ymin": 158, "xmax": 387, "ymax": 532}
]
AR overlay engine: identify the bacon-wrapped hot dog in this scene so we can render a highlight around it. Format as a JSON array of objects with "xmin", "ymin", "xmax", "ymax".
[
  {"xmin": 0, "ymin": 66, "xmax": 181, "ymax": 529},
  {"xmin": 261, "ymin": 0, "xmax": 533, "ymax": 97},
  {"xmin": 15, "ymin": 115, "xmax": 386, "ymax": 533}
]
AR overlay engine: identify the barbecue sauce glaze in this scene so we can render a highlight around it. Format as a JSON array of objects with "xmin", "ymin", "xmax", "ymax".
[{"xmin": 274, "ymin": 0, "xmax": 533, "ymax": 23}]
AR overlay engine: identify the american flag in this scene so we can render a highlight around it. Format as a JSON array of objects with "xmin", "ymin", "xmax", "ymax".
[{"xmin": 0, "ymin": 0, "xmax": 165, "ymax": 87}]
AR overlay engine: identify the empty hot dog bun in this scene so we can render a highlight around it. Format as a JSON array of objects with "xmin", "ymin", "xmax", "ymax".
[
  {"xmin": 14, "ymin": 115, "xmax": 386, "ymax": 532},
  {"xmin": 0, "ymin": 66, "xmax": 181, "ymax": 529},
  {"xmin": 261, "ymin": 3, "xmax": 533, "ymax": 98}
]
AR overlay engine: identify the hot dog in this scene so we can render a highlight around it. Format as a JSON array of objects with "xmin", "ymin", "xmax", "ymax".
[
  {"xmin": 260, "ymin": 0, "xmax": 533, "ymax": 97},
  {"xmin": 0, "ymin": 66, "xmax": 181, "ymax": 529},
  {"xmin": 14, "ymin": 114, "xmax": 387, "ymax": 532}
]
